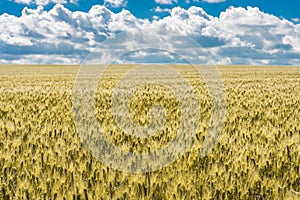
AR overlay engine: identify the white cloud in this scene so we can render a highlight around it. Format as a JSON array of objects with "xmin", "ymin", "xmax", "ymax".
[
  {"xmin": 37, "ymin": 0, "xmax": 67, "ymax": 5},
  {"xmin": 14, "ymin": 0, "xmax": 32, "ymax": 4},
  {"xmin": 203, "ymin": 0, "xmax": 225, "ymax": 3},
  {"xmin": 153, "ymin": 6, "xmax": 171, "ymax": 13},
  {"xmin": 70, "ymin": 0, "xmax": 78, "ymax": 3},
  {"xmin": 104, "ymin": 0, "xmax": 127, "ymax": 8},
  {"xmin": 0, "ymin": 5, "xmax": 300, "ymax": 65},
  {"xmin": 154, "ymin": 0, "xmax": 177, "ymax": 5},
  {"xmin": 291, "ymin": 18, "xmax": 299, "ymax": 23},
  {"xmin": 13, "ymin": 0, "xmax": 76, "ymax": 5}
]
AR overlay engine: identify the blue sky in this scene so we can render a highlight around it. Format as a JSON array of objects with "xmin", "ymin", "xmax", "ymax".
[{"xmin": 0, "ymin": 0, "xmax": 300, "ymax": 65}]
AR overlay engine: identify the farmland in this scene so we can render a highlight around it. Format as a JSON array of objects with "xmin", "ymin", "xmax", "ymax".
[{"xmin": 0, "ymin": 65, "xmax": 299, "ymax": 199}]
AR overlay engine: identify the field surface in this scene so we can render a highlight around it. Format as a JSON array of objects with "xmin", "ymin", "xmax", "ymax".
[{"xmin": 0, "ymin": 65, "xmax": 299, "ymax": 199}]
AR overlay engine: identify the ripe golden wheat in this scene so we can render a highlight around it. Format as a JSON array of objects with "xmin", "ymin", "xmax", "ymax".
[{"xmin": 0, "ymin": 65, "xmax": 299, "ymax": 199}]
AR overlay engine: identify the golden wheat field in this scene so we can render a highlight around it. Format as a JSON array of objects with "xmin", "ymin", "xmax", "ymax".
[{"xmin": 0, "ymin": 65, "xmax": 299, "ymax": 199}]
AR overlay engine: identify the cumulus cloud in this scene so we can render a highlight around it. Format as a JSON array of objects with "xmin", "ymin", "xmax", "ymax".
[
  {"xmin": 203, "ymin": 0, "xmax": 225, "ymax": 3},
  {"xmin": 104, "ymin": 0, "xmax": 127, "ymax": 8},
  {"xmin": 70, "ymin": 0, "xmax": 78, "ymax": 4},
  {"xmin": 291, "ymin": 18, "xmax": 299, "ymax": 23},
  {"xmin": 13, "ymin": 0, "xmax": 75, "ymax": 5},
  {"xmin": 154, "ymin": 0, "xmax": 177, "ymax": 5},
  {"xmin": 14, "ymin": 0, "xmax": 32, "ymax": 4},
  {"xmin": 0, "ymin": 5, "xmax": 300, "ymax": 65},
  {"xmin": 152, "ymin": 6, "xmax": 171, "ymax": 13}
]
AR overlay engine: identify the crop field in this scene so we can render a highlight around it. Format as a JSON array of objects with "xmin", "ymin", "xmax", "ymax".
[{"xmin": 0, "ymin": 65, "xmax": 299, "ymax": 199}]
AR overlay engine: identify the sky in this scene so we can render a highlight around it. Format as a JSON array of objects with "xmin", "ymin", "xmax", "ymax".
[{"xmin": 0, "ymin": 0, "xmax": 300, "ymax": 65}]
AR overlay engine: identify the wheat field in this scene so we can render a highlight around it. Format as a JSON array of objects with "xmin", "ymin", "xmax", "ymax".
[{"xmin": 0, "ymin": 65, "xmax": 299, "ymax": 199}]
